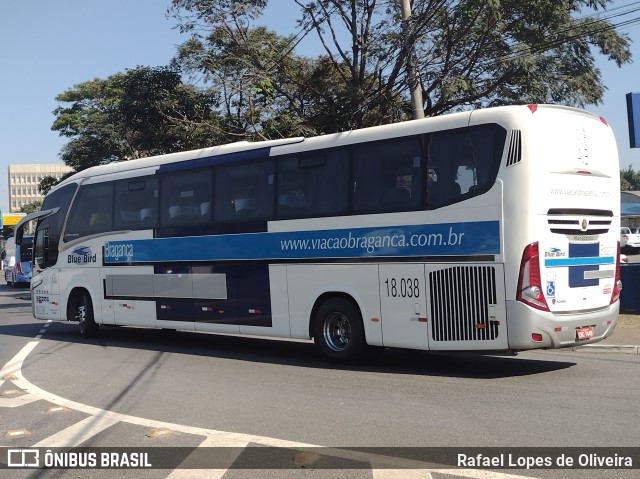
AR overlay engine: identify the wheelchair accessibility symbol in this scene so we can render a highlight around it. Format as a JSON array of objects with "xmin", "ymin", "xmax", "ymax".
[{"xmin": 546, "ymin": 281, "xmax": 556, "ymax": 297}]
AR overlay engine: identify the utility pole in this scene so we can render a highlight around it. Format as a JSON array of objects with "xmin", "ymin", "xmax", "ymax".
[{"xmin": 400, "ymin": 0, "xmax": 425, "ymax": 119}]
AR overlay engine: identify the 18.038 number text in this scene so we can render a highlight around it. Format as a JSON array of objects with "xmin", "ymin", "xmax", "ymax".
[{"xmin": 384, "ymin": 278, "xmax": 420, "ymax": 298}]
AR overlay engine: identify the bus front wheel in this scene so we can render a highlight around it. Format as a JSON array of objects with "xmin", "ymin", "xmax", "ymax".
[
  {"xmin": 313, "ymin": 297, "xmax": 365, "ymax": 362},
  {"xmin": 70, "ymin": 292, "xmax": 99, "ymax": 338}
]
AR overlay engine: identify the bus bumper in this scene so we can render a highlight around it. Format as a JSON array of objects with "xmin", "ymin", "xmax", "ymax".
[{"xmin": 506, "ymin": 300, "xmax": 619, "ymax": 350}]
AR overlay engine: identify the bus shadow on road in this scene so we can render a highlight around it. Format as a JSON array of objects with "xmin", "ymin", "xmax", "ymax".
[{"xmin": 0, "ymin": 321, "xmax": 574, "ymax": 379}]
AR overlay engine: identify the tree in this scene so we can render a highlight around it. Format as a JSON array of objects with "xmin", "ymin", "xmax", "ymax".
[
  {"xmin": 2, "ymin": 227, "xmax": 14, "ymax": 241},
  {"xmin": 38, "ymin": 174, "xmax": 68, "ymax": 196},
  {"xmin": 621, "ymin": 165, "xmax": 640, "ymax": 191},
  {"xmin": 52, "ymin": 66, "xmax": 225, "ymax": 172},
  {"xmin": 169, "ymin": 0, "xmax": 631, "ymax": 130},
  {"xmin": 19, "ymin": 201, "xmax": 42, "ymax": 214}
]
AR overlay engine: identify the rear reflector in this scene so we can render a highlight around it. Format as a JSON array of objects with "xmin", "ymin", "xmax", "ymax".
[{"xmin": 531, "ymin": 333, "xmax": 543, "ymax": 342}]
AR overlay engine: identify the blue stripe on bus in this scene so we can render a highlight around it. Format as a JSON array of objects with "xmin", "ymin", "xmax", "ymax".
[
  {"xmin": 156, "ymin": 147, "xmax": 272, "ymax": 173},
  {"xmin": 544, "ymin": 256, "xmax": 614, "ymax": 267},
  {"xmin": 103, "ymin": 220, "xmax": 500, "ymax": 264}
]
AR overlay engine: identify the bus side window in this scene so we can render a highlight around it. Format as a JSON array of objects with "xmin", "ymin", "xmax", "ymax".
[
  {"xmin": 64, "ymin": 183, "xmax": 114, "ymax": 240},
  {"xmin": 37, "ymin": 183, "xmax": 77, "ymax": 268},
  {"xmin": 277, "ymin": 151, "xmax": 348, "ymax": 218},
  {"xmin": 214, "ymin": 161, "xmax": 274, "ymax": 221},
  {"xmin": 114, "ymin": 177, "xmax": 159, "ymax": 230},
  {"xmin": 353, "ymin": 137, "xmax": 422, "ymax": 213},
  {"xmin": 468, "ymin": 125, "xmax": 505, "ymax": 190},
  {"xmin": 427, "ymin": 125, "xmax": 504, "ymax": 208},
  {"xmin": 160, "ymin": 170, "xmax": 212, "ymax": 226},
  {"xmin": 34, "ymin": 227, "xmax": 49, "ymax": 268}
]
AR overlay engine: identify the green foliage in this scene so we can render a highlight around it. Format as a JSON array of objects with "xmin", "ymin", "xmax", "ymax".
[
  {"xmin": 621, "ymin": 165, "xmax": 640, "ymax": 191},
  {"xmin": 418, "ymin": 0, "xmax": 631, "ymax": 113},
  {"xmin": 169, "ymin": 0, "xmax": 631, "ymax": 128},
  {"xmin": 19, "ymin": 201, "xmax": 42, "ymax": 214},
  {"xmin": 52, "ymin": 66, "xmax": 224, "ymax": 172},
  {"xmin": 2, "ymin": 226, "xmax": 14, "ymax": 241},
  {"xmin": 170, "ymin": 1, "xmax": 410, "ymax": 136},
  {"xmin": 38, "ymin": 174, "xmax": 71, "ymax": 195},
  {"xmin": 52, "ymin": 1, "xmax": 633, "ymax": 169}
]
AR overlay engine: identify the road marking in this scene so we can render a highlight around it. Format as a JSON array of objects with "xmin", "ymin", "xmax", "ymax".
[
  {"xmin": 35, "ymin": 320, "xmax": 52, "ymax": 340},
  {"xmin": 166, "ymin": 435, "xmax": 250, "ymax": 479},
  {"xmin": 4, "ymin": 428, "xmax": 30, "ymax": 438},
  {"xmin": 0, "ymin": 341, "xmax": 38, "ymax": 378},
  {"xmin": 0, "ymin": 388, "xmax": 24, "ymax": 397},
  {"xmin": 33, "ymin": 414, "xmax": 120, "ymax": 448},
  {"xmin": 0, "ymin": 393, "xmax": 41, "ymax": 408},
  {"xmin": 1, "ymin": 341, "xmax": 536, "ymax": 478},
  {"xmin": 46, "ymin": 405, "xmax": 66, "ymax": 413}
]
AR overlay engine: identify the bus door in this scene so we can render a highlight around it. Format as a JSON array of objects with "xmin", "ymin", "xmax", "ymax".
[
  {"xmin": 425, "ymin": 263, "xmax": 508, "ymax": 351},
  {"xmin": 378, "ymin": 264, "xmax": 430, "ymax": 350},
  {"xmin": 99, "ymin": 268, "xmax": 115, "ymax": 325}
]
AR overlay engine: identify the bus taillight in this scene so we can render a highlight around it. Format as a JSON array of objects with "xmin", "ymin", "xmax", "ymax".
[
  {"xmin": 517, "ymin": 242, "xmax": 549, "ymax": 311},
  {"xmin": 611, "ymin": 241, "xmax": 622, "ymax": 304}
]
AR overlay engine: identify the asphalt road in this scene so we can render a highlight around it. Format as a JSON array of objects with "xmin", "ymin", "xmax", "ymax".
[{"xmin": 1, "ymin": 284, "xmax": 639, "ymax": 479}]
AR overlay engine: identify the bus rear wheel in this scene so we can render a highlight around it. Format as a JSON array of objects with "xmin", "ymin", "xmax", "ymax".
[
  {"xmin": 71, "ymin": 292, "xmax": 99, "ymax": 338},
  {"xmin": 313, "ymin": 297, "xmax": 365, "ymax": 363}
]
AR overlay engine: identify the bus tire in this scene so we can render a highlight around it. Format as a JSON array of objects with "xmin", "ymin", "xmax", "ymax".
[
  {"xmin": 312, "ymin": 297, "xmax": 365, "ymax": 363},
  {"xmin": 71, "ymin": 292, "xmax": 99, "ymax": 338}
]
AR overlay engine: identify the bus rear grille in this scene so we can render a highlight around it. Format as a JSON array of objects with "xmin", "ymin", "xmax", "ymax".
[
  {"xmin": 546, "ymin": 209, "xmax": 612, "ymax": 235},
  {"xmin": 429, "ymin": 266, "xmax": 498, "ymax": 342}
]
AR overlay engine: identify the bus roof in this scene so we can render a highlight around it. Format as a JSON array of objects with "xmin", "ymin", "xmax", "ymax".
[{"xmin": 48, "ymin": 104, "xmax": 606, "ymax": 195}]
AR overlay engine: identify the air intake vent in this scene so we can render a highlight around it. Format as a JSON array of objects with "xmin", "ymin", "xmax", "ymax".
[
  {"xmin": 429, "ymin": 266, "xmax": 498, "ymax": 342},
  {"xmin": 505, "ymin": 130, "xmax": 522, "ymax": 167}
]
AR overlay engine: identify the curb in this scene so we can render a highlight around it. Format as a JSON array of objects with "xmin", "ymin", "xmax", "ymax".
[{"xmin": 572, "ymin": 344, "xmax": 640, "ymax": 354}]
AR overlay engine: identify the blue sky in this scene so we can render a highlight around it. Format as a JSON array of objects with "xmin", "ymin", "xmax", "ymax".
[{"xmin": 0, "ymin": 0, "xmax": 639, "ymax": 214}]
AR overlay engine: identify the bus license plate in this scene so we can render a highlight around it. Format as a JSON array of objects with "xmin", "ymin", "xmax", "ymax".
[{"xmin": 576, "ymin": 326, "xmax": 594, "ymax": 340}]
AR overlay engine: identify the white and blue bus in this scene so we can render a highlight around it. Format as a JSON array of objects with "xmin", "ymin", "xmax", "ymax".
[{"xmin": 18, "ymin": 104, "xmax": 621, "ymax": 362}]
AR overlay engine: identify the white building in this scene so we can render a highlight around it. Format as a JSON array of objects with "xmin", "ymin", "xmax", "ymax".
[{"xmin": 7, "ymin": 163, "xmax": 73, "ymax": 213}]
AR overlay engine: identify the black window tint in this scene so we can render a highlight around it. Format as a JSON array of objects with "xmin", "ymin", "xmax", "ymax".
[
  {"xmin": 427, "ymin": 130, "xmax": 468, "ymax": 207},
  {"xmin": 114, "ymin": 176, "xmax": 159, "ymax": 229},
  {"xmin": 427, "ymin": 125, "xmax": 505, "ymax": 208},
  {"xmin": 37, "ymin": 183, "xmax": 77, "ymax": 268},
  {"xmin": 277, "ymin": 150, "xmax": 348, "ymax": 217},
  {"xmin": 353, "ymin": 138, "xmax": 422, "ymax": 212},
  {"xmin": 469, "ymin": 125, "xmax": 505, "ymax": 187},
  {"xmin": 160, "ymin": 170, "xmax": 213, "ymax": 226},
  {"xmin": 64, "ymin": 183, "xmax": 114, "ymax": 241},
  {"xmin": 41, "ymin": 183, "xmax": 77, "ymax": 238},
  {"xmin": 214, "ymin": 161, "xmax": 274, "ymax": 221},
  {"xmin": 18, "ymin": 237, "xmax": 33, "ymax": 262},
  {"xmin": 34, "ymin": 227, "xmax": 48, "ymax": 268}
]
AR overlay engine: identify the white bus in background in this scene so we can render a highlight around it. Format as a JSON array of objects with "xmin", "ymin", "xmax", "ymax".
[{"xmin": 17, "ymin": 104, "xmax": 621, "ymax": 362}]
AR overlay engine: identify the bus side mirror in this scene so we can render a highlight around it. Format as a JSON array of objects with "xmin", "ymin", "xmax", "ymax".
[{"xmin": 1, "ymin": 251, "xmax": 5, "ymax": 260}]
